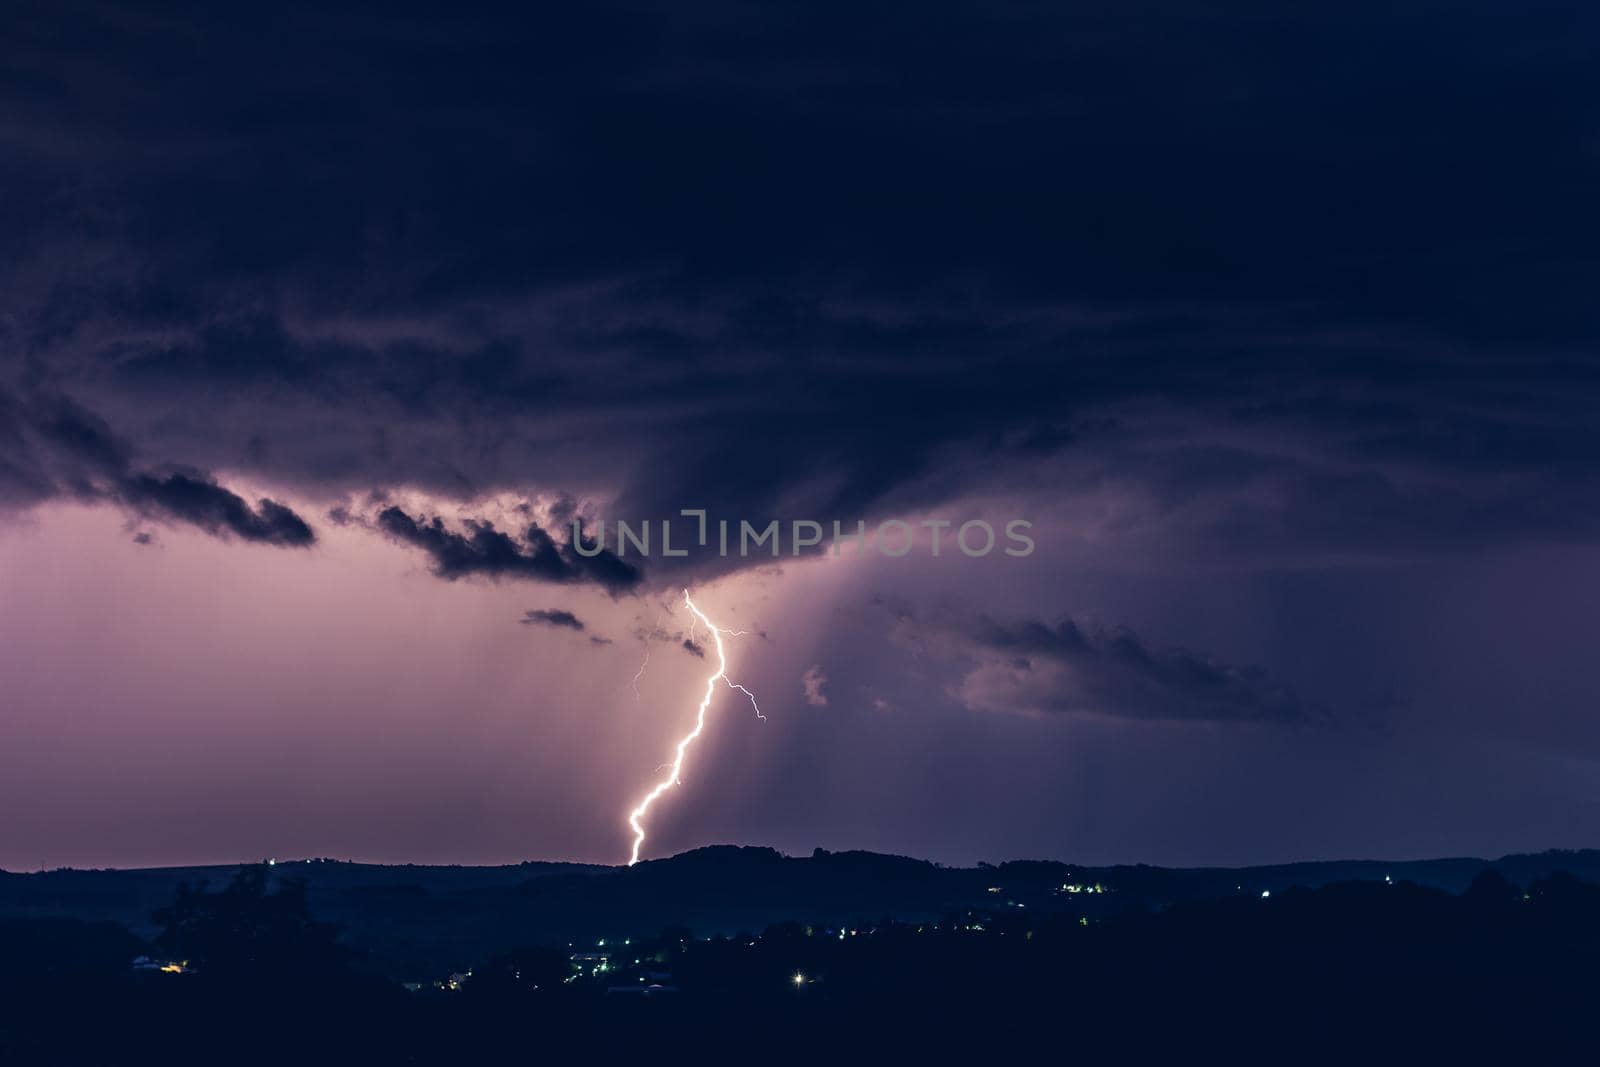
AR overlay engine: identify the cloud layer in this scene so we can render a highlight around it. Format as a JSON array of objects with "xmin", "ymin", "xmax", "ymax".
[
  {"xmin": 520, "ymin": 608, "xmax": 586, "ymax": 631},
  {"xmin": 3, "ymin": 388, "xmax": 315, "ymax": 547},
  {"xmin": 1, "ymin": 2, "xmax": 1598, "ymax": 586},
  {"xmin": 377, "ymin": 506, "xmax": 638, "ymax": 593},
  {"xmin": 899, "ymin": 609, "xmax": 1326, "ymax": 726}
]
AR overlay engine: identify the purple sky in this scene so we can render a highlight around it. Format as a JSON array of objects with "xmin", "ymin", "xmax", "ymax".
[
  {"xmin": 4, "ymin": 494, "xmax": 1597, "ymax": 870},
  {"xmin": 3, "ymin": 2, "xmax": 1600, "ymax": 869}
]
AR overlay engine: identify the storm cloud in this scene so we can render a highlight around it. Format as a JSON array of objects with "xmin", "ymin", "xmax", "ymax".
[
  {"xmin": 1, "ymin": 387, "xmax": 316, "ymax": 547},
  {"xmin": 520, "ymin": 608, "xmax": 586, "ymax": 631},
  {"xmin": 900, "ymin": 610, "xmax": 1327, "ymax": 727},
  {"xmin": 119, "ymin": 472, "xmax": 314, "ymax": 547},
  {"xmin": 0, "ymin": 2, "xmax": 1598, "ymax": 583},
  {"xmin": 377, "ymin": 506, "xmax": 639, "ymax": 593}
]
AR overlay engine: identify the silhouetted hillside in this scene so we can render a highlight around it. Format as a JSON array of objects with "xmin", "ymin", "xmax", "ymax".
[
  {"xmin": 5, "ymin": 845, "xmax": 1599, "ymax": 980},
  {"xmin": 5, "ymin": 856, "xmax": 1600, "ymax": 1064}
]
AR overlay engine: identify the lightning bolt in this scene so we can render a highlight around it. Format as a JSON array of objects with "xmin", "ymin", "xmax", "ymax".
[
  {"xmin": 629, "ymin": 646, "xmax": 650, "ymax": 701},
  {"xmin": 628, "ymin": 607, "xmax": 668, "ymax": 702},
  {"xmin": 626, "ymin": 589, "xmax": 760, "ymax": 865},
  {"xmin": 725, "ymin": 679, "xmax": 765, "ymax": 721}
]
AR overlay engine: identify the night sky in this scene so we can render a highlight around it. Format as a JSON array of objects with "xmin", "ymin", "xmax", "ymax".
[{"xmin": 3, "ymin": 2, "xmax": 1599, "ymax": 870}]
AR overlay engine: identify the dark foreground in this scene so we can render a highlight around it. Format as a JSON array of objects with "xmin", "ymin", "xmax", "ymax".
[{"xmin": 4, "ymin": 853, "xmax": 1599, "ymax": 1064}]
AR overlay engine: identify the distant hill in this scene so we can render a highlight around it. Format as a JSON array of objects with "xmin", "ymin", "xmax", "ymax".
[{"xmin": 4, "ymin": 845, "xmax": 1597, "ymax": 979}]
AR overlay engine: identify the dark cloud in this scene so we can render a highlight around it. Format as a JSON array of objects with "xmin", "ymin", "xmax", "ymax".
[
  {"xmin": 25, "ymin": 394, "xmax": 130, "ymax": 476},
  {"xmin": 119, "ymin": 472, "xmax": 315, "ymax": 547},
  {"xmin": 628, "ymin": 622, "xmax": 706, "ymax": 654},
  {"xmin": 0, "ymin": 393, "xmax": 55, "ymax": 508},
  {"xmin": 0, "ymin": 389, "xmax": 109, "ymax": 507},
  {"xmin": 2, "ymin": 3, "xmax": 1600, "ymax": 577},
  {"xmin": 520, "ymin": 608, "xmax": 585, "ymax": 631},
  {"xmin": 10, "ymin": 1, "xmax": 1595, "ymax": 339},
  {"xmin": 377, "ymin": 506, "xmax": 640, "ymax": 593},
  {"xmin": 0, "ymin": 387, "xmax": 317, "ymax": 547},
  {"xmin": 565, "ymin": 519, "xmax": 649, "ymax": 592},
  {"xmin": 589, "ymin": 635, "xmax": 614, "ymax": 646},
  {"xmin": 899, "ymin": 609, "xmax": 1327, "ymax": 727}
]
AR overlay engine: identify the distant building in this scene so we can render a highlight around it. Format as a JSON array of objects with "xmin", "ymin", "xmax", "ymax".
[{"xmin": 131, "ymin": 955, "xmax": 187, "ymax": 974}]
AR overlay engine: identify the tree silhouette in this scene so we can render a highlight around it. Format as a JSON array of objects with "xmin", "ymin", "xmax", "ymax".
[
  {"xmin": 153, "ymin": 864, "xmax": 352, "ymax": 983},
  {"xmin": 471, "ymin": 946, "xmax": 574, "ymax": 997},
  {"xmin": 1464, "ymin": 868, "xmax": 1519, "ymax": 909}
]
